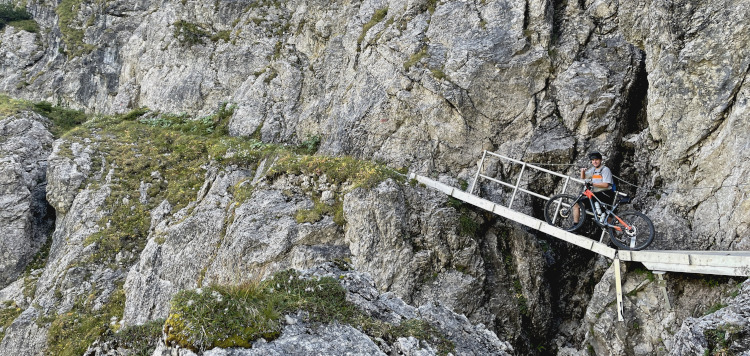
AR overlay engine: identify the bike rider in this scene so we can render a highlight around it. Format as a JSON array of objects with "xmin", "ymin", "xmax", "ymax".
[{"xmin": 573, "ymin": 151, "xmax": 614, "ymax": 224}]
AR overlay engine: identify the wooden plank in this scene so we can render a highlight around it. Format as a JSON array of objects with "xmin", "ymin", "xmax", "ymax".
[
  {"xmin": 642, "ymin": 262, "xmax": 750, "ymax": 277},
  {"xmin": 416, "ymin": 176, "xmax": 454, "ymax": 195},
  {"xmin": 452, "ymin": 189, "xmax": 495, "ymax": 212},
  {"xmin": 591, "ymin": 242, "xmax": 617, "ymax": 259},
  {"xmin": 618, "ymin": 250, "xmax": 632, "ymax": 261},
  {"xmin": 687, "ymin": 253, "xmax": 750, "ymax": 268},
  {"xmin": 614, "ymin": 258, "xmax": 624, "ymax": 322},
  {"xmin": 537, "ymin": 224, "xmax": 594, "ymax": 250},
  {"xmin": 494, "ymin": 204, "xmax": 543, "ymax": 230},
  {"xmin": 629, "ymin": 251, "xmax": 691, "ymax": 265},
  {"xmin": 413, "ymin": 174, "xmax": 750, "ymax": 273}
]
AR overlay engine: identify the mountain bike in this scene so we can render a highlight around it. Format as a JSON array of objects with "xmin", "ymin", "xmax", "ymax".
[{"xmin": 543, "ymin": 182, "xmax": 655, "ymax": 250}]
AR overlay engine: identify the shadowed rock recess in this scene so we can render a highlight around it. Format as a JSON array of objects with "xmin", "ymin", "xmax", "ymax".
[{"xmin": 0, "ymin": 0, "xmax": 749, "ymax": 355}]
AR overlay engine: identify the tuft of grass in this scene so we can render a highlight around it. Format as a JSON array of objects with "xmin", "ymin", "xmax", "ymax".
[
  {"xmin": 296, "ymin": 135, "xmax": 321, "ymax": 155},
  {"xmin": 32, "ymin": 101, "xmax": 88, "ymax": 137},
  {"xmin": 404, "ymin": 46, "xmax": 428, "ymax": 70},
  {"xmin": 0, "ymin": 4, "xmax": 38, "ymax": 32},
  {"xmin": 46, "ymin": 286, "xmax": 126, "ymax": 356},
  {"xmin": 98, "ymin": 318, "xmax": 166, "ymax": 356},
  {"xmin": 267, "ymin": 154, "xmax": 404, "ymax": 191},
  {"xmin": 0, "ymin": 301, "xmax": 24, "ymax": 340},
  {"xmin": 164, "ymin": 270, "xmax": 454, "ymax": 354},
  {"xmin": 357, "ymin": 7, "xmax": 388, "ymax": 50},
  {"xmin": 704, "ymin": 324, "xmax": 742, "ymax": 356},
  {"xmin": 296, "ymin": 196, "xmax": 345, "ymax": 226},
  {"xmin": 173, "ymin": 20, "xmax": 210, "ymax": 46}
]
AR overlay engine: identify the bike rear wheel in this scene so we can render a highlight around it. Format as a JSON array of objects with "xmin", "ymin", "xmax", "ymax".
[
  {"xmin": 608, "ymin": 211, "xmax": 654, "ymax": 250},
  {"xmin": 544, "ymin": 194, "xmax": 586, "ymax": 232}
]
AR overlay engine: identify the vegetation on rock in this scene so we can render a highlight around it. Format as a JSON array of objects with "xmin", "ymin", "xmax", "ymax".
[
  {"xmin": 0, "ymin": 301, "xmax": 23, "ymax": 340},
  {"xmin": 164, "ymin": 269, "xmax": 454, "ymax": 354},
  {"xmin": 46, "ymin": 286, "xmax": 126, "ymax": 356},
  {"xmin": 0, "ymin": 3, "xmax": 38, "ymax": 32}
]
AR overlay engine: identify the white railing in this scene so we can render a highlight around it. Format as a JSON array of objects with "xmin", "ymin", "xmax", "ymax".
[{"xmin": 469, "ymin": 151, "xmax": 584, "ymax": 209}]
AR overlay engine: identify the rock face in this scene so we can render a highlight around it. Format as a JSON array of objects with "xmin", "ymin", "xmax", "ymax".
[
  {"xmin": 0, "ymin": 112, "xmax": 54, "ymax": 289},
  {"xmin": 1, "ymin": 0, "xmax": 749, "ymax": 355},
  {"xmin": 150, "ymin": 263, "xmax": 514, "ymax": 356}
]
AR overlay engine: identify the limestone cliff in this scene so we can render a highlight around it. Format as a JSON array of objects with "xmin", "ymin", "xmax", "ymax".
[{"xmin": 1, "ymin": 0, "xmax": 749, "ymax": 355}]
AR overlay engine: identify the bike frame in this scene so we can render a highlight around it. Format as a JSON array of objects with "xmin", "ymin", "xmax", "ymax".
[{"xmin": 575, "ymin": 183, "xmax": 632, "ymax": 232}]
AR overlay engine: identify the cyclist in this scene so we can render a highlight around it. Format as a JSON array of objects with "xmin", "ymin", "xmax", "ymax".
[{"xmin": 573, "ymin": 151, "xmax": 614, "ymax": 224}]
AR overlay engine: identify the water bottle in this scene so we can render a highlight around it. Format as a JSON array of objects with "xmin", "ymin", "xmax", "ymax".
[{"xmin": 594, "ymin": 202, "xmax": 602, "ymax": 221}]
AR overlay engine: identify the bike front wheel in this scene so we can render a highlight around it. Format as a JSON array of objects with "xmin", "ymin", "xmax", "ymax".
[
  {"xmin": 544, "ymin": 194, "xmax": 586, "ymax": 232},
  {"xmin": 608, "ymin": 211, "xmax": 654, "ymax": 250}
]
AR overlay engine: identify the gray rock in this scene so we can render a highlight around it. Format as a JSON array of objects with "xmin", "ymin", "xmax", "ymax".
[{"xmin": 0, "ymin": 112, "xmax": 54, "ymax": 288}]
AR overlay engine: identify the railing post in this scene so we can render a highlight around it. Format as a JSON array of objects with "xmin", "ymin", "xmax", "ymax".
[
  {"xmin": 508, "ymin": 163, "xmax": 526, "ymax": 209},
  {"xmin": 469, "ymin": 151, "xmax": 487, "ymax": 194},
  {"xmin": 561, "ymin": 176, "xmax": 570, "ymax": 195},
  {"xmin": 614, "ymin": 256, "xmax": 624, "ymax": 321}
]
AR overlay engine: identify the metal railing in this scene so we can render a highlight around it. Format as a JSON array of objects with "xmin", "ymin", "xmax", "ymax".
[{"xmin": 469, "ymin": 151, "xmax": 584, "ymax": 209}]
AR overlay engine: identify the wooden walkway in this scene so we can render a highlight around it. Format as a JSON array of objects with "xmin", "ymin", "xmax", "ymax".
[
  {"xmin": 412, "ymin": 167, "xmax": 750, "ymax": 321},
  {"xmin": 412, "ymin": 173, "xmax": 750, "ymax": 277}
]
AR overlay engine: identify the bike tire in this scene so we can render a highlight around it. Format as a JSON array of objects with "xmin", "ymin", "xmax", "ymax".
[
  {"xmin": 608, "ymin": 211, "xmax": 655, "ymax": 250},
  {"xmin": 544, "ymin": 194, "xmax": 586, "ymax": 232}
]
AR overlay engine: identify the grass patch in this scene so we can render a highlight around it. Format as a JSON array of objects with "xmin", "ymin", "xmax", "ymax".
[
  {"xmin": 404, "ymin": 46, "xmax": 428, "ymax": 70},
  {"xmin": 0, "ymin": 95, "xmax": 88, "ymax": 137},
  {"xmin": 704, "ymin": 302, "xmax": 727, "ymax": 316},
  {"xmin": 458, "ymin": 213, "xmax": 479, "ymax": 237},
  {"xmin": 0, "ymin": 94, "xmax": 30, "ymax": 118},
  {"xmin": 173, "ymin": 20, "xmax": 210, "ymax": 46},
  {"xmin": 357, "ymin": 7, "xmax": 388, "ymax": 50},
  {"xmin": 0, "ymin": 4, "xmax": 38, "ymax": 32},
  {"xmin": 267, "ymin": 154, "xmax": 404, "ymax": 191},
  {"xmin": 56, "ymin": 0, "xmax": 95, "ymax": 57},
  {"xmin": 164, "ymin": 270, "xmax": 454, "ymax": 354},
  {"xmin": 0, "ymin": 301, "xmax": 24, "ymax": 340},
  {"xmin": 31, "ymin": 101, "xmax": 88, "ymax": 137},
  {"xmin": 295, "ymin": 196, "xmax": 345, "ymax": 226},
  {"xmin": 704, "ymin": 324, "xmax": 742, "ymax": 356},
  {"xmin": 46, "ymin": 286, "xmax": 126, "ymax": 356},
  {"xmin": 98, "ymin": 318, "xmax": 166, "ymax": 356}
]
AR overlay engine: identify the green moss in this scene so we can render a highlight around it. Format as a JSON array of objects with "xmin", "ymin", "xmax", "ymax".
[
  {"xmin": 46, "ymin": 286, "xmax": 126, "ymax": 356},
  {"xmin": 164, "ymin": 270, "xmax": 454, "ymax": 354},
  {"xmin": 357, "ymin": 7, "xmax": 388, "ymax": 50},
  {"xmin": 173, "ymin": 20, "xmax": 210, "ymax": 46},
  {"xmin": 631, "ymin": 266, "xmax": 655, "ymax": 282},
  {"xmin": 430, "ymin": 68, "xmax": 447, "ymax": 80},
  {"xmin": 0, "ymin": 301, "xmax": 24, "ymax": 340},
  {"xmin": 404, "ymin": 46, "xmax": 428, "ymax": 70}
]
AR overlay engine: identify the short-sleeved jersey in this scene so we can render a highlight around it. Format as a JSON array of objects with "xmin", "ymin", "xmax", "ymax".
[{"xmin": 585, "ymin": 165, "xmax": 613, "ymax": 193}]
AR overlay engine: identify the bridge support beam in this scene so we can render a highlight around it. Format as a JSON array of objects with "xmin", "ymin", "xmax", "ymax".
[
  {"xmin": 654, "ymin": 271, "xmax": 671, "ymax": 310},
  {"xmin": 614, "ymin": 257, "xmax": 624, "ymax": 322}
]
